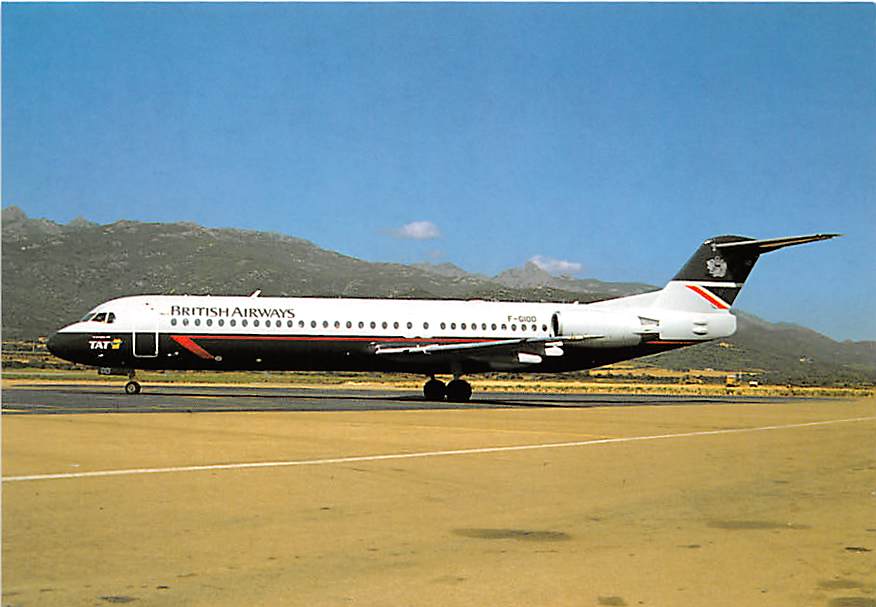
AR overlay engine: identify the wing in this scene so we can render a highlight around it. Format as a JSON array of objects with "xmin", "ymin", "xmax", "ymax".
[{"xmin": 373, "ymin": 335, "xmax": 597, "ymax": 369}]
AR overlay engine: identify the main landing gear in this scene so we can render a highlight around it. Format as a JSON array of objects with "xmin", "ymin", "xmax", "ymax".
[
  {"xmin": 124, "ymin": 371, "xmax": 141, "ymax": 395},
  {"xmin": 423, "ymin": 376, "xmax": 472, "ymax": 403}
]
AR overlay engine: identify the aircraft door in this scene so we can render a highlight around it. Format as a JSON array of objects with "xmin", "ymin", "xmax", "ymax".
[{"xmin": 132, "ymin": 313, "xmax": 159, "ymax": 358}]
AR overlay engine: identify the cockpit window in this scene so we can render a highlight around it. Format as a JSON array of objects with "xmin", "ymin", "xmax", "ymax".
[{"xmin": 83, "ymin": 311, "xmax": 116, "ymax": 323}]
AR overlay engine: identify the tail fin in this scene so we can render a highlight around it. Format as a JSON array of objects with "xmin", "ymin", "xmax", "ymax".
[{"xmin": 655, "ymin": 233, "xmax": 840, "ymax": 311}]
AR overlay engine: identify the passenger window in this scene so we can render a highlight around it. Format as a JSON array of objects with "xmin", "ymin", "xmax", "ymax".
[
  {"xmin": 371, "ymin": 321, "xmax": 376, "ymax": 329},
  {"xmin": 171, "ymin": 318, "xmax": 178, "ymax": 326},
  {"xmin": 219, "ymin": 319, "xmax": 225, "ymax": 327},
  {"xmin": 501, "ymin": 324, "xmax": 507, "ymax": 330},
  {"xmin": 242, "ymin": 319, "xmax": 248, "ymax": 327},
  {"xmin": 382, "ymin": 321, "xmax": 388, "ymax": 329},
  {"xmin": 521, "ymin": 324, "xmax": 526, "ymax": 331},
  {"xmin": 440, "ymin": 322, "xmax": 446, "ymax": 330},
  {"xmin": 358, "ymin": 321, "xmax": 364, "ymax": 329},
  {"xmin": 481, "ymin": 323, "xmax": 487, "ymax": 330},
  {"xmin": 334, "ymin": 321, "xmax": 341, "ymax": 329},
  {"xmin": 406, "ymin": 321, "xmax": 412, "ymax": 329},
  {"xmin": 299, "ymin": 320, "xmax": 305, "ymax": 328},
  {"xmin": 230, "ymin": 319, "xmax": 236, "ymax": 327},
  {"xmin": 311, "ymin": 321, "xmax": 317, "ymax": 328},
  {"xmin": 532, "ymin": 324, "xmax": 537, "ymax": 332},
  {"xmin": 451, "ymin": 323, "xmax": 456, "ymax": 330},
  {"xmin": 253, "ymin": 319, "xmax": 260, "ymax": 327},
  {"xmin": 461, "ymin": 323, "xmax": 467, "ymax": 330},
  {"xmin": 195, "ymin": 319, "xmax": 202, "ymax": 327},
  {"xmin": 346, "ymin": 321, "xmax": 352, "ymax": 329},
  {"xmin": 511, "ymin": 324, "xmax": 517, "ymax": 331},
  {"xmin": 393, "ymin": 321, "xmax": 399, "ymax": 329},
  {"xmin": 183, "ymin": 318, "xmax": 189, "ymax": 326},
  {"xmin": 323, "ymin": 321, "xmax": 329, "ymax": 328},
  {"xmin": 491, "ymin": 323, "xmax": 497, "ymax": 330},
  {"xmin": 424, "ymin": 322, "xmax": 429, "ymax": 329},
  {"xmin": 288, "ymin": 320, "xmax": 294, "ymax": 328}
]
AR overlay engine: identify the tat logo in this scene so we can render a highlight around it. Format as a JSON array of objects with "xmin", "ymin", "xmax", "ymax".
[
  {"xmin": 90, "ymin": 338, "xmax": 122, "ymax": 350},
  {"xmin": 705, "ymin": 256, "xmax": 728, "ymax": 278}
]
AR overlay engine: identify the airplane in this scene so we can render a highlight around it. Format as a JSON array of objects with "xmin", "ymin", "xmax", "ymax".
[{"xmin": 47, "ymin": 233, "xmax": 839, "ymax": 401}]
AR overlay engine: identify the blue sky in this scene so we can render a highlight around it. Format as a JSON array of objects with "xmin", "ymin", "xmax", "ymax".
[{"xmin": 3, "ymin": 3, "xmax": 874, "ymax": 340}]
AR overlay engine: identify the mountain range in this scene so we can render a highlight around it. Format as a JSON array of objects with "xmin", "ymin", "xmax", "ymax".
[{"xmin": 3, "ymin": 206, "xmax": 874, "ymax": 385}]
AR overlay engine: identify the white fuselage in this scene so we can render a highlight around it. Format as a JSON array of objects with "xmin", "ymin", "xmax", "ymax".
[{"xmin": 50, "ymin": 288, "xmax": 736, "ymax": 376}]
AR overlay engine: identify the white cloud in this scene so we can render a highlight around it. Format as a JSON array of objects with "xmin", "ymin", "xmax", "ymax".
[
  {"xmin": 392, "ymin": 220, "xmax": 441, "ymax": 240},
  {"xmin": 529, "ymin": 255, "xmax": 583, "ymax": 275}
]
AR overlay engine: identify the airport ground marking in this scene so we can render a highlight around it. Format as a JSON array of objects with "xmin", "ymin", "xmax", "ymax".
[{"xmin": 4, "ymin": 415, "xmax": 876, "ymax": 483}]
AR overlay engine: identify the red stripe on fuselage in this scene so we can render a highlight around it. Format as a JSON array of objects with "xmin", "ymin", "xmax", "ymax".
[
  {"xmin": 684, "ymin": 285, "xmax": 730, "ymax": 310},
  {"xmin": 168, "ymin": 334, "xmax": 506, "ymax": 360},
  {"xmin": 170, "ymin": 335, "xmax": 216, "ymax": 360},
  {"xmin": 178, "ymin": 335, "xmax": 502, "ymax": 344}
]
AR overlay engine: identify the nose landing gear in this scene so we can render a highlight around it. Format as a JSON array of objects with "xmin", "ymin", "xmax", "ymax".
[
  {"xmin": 423, "ymin": 376, "xmax": 472, "ymax": 402},
  {"xmin": 124, "ymin": 371, "xmax": 141, "ymax": 395}
]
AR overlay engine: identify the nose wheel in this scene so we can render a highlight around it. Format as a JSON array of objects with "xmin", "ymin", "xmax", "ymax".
[
  {"xmin": 124, "ymin": 371, "xmax": 141, "ymax": 395},
  {"xmin": 423, "ymin": 377, "xmax": 472, "ymax": 402}
]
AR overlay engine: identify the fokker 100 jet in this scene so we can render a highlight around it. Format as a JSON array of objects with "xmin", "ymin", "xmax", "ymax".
[{"xmin": 47, "ymin": 233, "xmax": 838, "ymax": 401}]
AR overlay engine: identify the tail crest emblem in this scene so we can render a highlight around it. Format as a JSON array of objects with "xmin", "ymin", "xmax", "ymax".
[{"xmin": 706, "ymin": 256, "xmax": 728, "ymax": 278}]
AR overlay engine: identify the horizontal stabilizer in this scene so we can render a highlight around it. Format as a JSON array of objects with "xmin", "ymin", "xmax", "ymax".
[{"xmin": 714, "ymin": 233, "xmax": 841, "ymax": 253}]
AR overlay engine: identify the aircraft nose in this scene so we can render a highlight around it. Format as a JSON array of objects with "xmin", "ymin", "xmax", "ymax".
[
  {"xmin": 46, "ymin": 332, "xmax": 60, "ymax": 356},
  {"xmin": 46, "ymin": 331, "xmax": 76, "ymax": 361}
]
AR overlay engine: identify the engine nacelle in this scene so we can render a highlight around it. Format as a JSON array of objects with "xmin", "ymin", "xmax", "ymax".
[{"xmin": 551, "ymin": 310, "xmax": 642, "ymax": 348}]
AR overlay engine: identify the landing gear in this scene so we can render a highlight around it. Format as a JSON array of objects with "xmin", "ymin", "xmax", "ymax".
[
  {"xmin": 423, "ymin": 376, "xmax": 473, "ymax": 402},
  {"xmin": 423, "ymin": 377, "xmax": 446, "ymax": 401},
  {"xmin": 446, "ymin": 379, "xmax": 472, "ymax": 403},
  {"xmin": 124, "ymin": 371, "xmax": 141, "ymax": 395}
]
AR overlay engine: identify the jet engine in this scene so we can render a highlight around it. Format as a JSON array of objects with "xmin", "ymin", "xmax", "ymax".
[{"xmin": 551, "ymin": 310, "xmax": 643, "ymax": 348}]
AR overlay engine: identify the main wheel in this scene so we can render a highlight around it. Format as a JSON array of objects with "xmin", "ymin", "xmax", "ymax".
[
  {"xmin": 124, "ymin": 381, "xmax": 141, "ymax": 395},
  {"xmin": 423, "ymin": 378, "xmax": 446, "ymax": 401},
  {"xmin": 446, "ymin": 379, "xmax": 472, "ymax": 403}
]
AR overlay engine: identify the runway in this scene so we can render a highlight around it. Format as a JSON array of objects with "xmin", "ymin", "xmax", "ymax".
[
  {"xmin": 1, "ymin": 383, "xmax": 805, "ymax": 415},
  {"xmin": 3, "ymin": 387, "xmax": 875, "ymax": 607}
]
